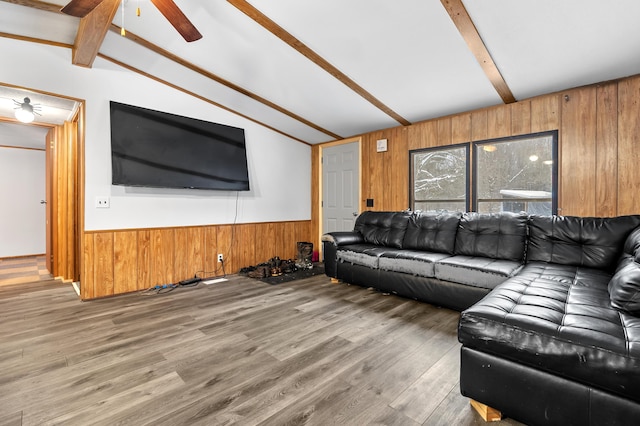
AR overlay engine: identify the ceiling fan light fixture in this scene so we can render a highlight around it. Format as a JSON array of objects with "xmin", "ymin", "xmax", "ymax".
[
  {"xmin": 15, "ymin": 97, "xmax": 35, "ymax": 123},
  {"xmin": 61, "ymin": 0, "xmax": 201, "ymax": 42},
  {"xmin": 121, "ymin": 0, "xmax": 126, "ymax": 36}
]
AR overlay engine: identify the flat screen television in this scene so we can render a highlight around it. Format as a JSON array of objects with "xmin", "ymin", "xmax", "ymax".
[{"xmin": 110, "ymin": 101, "xmax": 250, "ymax": 191}]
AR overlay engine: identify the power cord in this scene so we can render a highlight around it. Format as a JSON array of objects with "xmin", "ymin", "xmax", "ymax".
[
  {"xmin": 221, "ymin": 191, "xmax": 240, "ymax": 276},
  {"xmin": 194, "ymin": 262, "xmax": 227, "ymax": 280},
  {"xmin": 142, "ymin": 192, "xmax": 239, "ymax": 296},
  {"xmin": 141, "ymin": 274, "xmax": 203, "ymax": 296},
  {"xmin": 142, "ymin": 283, "xmax": 179, "ymax": 295}
]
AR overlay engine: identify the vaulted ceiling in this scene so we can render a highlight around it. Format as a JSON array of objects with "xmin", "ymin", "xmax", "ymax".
[{"xmin": 2, "ymin": 0, "xmax": 640, "ymax": 145}]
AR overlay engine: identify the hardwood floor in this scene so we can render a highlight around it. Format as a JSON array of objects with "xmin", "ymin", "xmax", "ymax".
[
  {"xmin": 0, "ymin": 255, "xmax": 52, "ymax": 287},
  {"xmin": 0, "ymin": 274, "xmax": 523, "ymax": 425}
]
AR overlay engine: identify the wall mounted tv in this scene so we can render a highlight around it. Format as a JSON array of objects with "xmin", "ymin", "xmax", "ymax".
[{"xmin": 110, "ymin": 101, "xmax": 250, "ymax": 191}]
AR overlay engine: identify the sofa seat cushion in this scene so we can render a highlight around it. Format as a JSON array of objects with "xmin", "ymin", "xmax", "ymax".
[
  {"xmin": 336, "ymin": 244, "xmax": 389, "ymax": 269},
  {"xmin": 458, "ymin": 262, "xmax": 640, "ymax": 402},
  {"xmin": 378, "ymin": 250, "xmax": 452, "ymax": 278},
  {"xmin": 434, "ymin": 255, "xmax": 523, "ymax": 290}
]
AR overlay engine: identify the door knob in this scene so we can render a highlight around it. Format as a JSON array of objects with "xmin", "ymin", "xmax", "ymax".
[
  {"xmin": 40, "ymin": 200, "xmax": 47, "ymax": 204},
  {"xmin": 352, "ymin": 212, "xmax": 358, "ymax": 216}
]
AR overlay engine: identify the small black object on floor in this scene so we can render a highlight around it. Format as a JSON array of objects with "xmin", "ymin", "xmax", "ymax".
[{"xmin": 256, "ymin": 263, "xmax": 324, "ymax": 285}]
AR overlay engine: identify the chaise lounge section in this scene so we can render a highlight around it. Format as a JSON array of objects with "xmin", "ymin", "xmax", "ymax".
[
  {"xmin": 323, "ymin": 211, "xmax": 640, "ymax": 425},
  {"xmin": 458, "ymin": 216, "xmax": 640, "ymax": 425}
]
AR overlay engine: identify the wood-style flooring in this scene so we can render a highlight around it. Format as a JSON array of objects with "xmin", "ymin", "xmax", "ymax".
[
  {"xmin": 0, "ymin": 274, "xmax": 523, "ymax": 425},
  {"xmin": 0, "ymin": 256, "xmax": 52, "ymax": 287}
]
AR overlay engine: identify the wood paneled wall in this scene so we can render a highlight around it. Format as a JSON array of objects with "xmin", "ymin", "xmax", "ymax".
[
  {"xmin": 81, "ymin": 220, "xmax": 311, "ymax": 299},
  {"xmin": 310, "ymin": 144, "xmax": 321, "ymax": 254},
  {"xmin": 312, "ymin": 74, "xmax": 640, "ymax": 245}
]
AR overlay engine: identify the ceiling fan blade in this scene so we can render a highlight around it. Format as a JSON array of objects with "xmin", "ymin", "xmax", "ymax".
[
  {"xmin": 61, "ymin": 0, "xmax": 105, "ymax": 17},
  {"xmin": 150, "ymin": 0, "xmax": 203, "ymax": 42}
]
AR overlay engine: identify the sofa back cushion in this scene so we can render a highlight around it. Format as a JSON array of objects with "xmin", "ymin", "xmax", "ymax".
[
  {"xmin": 354, "ymin": 211, "xmax": 410, "ymax": 248},
  {"xmin": 454, "ymin": 212, "xmax": 528, "ymax": 261},
  {"xmin": 527, "ymin": 215, "xmax": 640, "ymax": 269},
  {"xmin": 616, "ymin": 227, "xmax": 640, "ymax": 271},
  {"xmin": 609, "ymin": 227, "xmax": 640, "ymax": 314},
  {"xmin": 609, "ymin": 261, "xmax": 640, "ymax": 315},
  {"xmin": 402, "ymin": 211, "xmax": 462, "ymax": 254}
]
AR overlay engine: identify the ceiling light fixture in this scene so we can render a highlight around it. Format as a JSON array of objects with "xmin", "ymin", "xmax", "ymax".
[
  {"xmin": 529, "ymin": 155, "xmax": 539, "ymax": 162},
  {"xmin": 483, "ymin": 145, "xmax": 497, "ymax": 152},
  {"xmin": 121, "ymin": 0, "xmax": 126, "ymax": 36},
  {"xmin": 13, "ymin": 97, "xmax": 41, "ymax": 123},
  {"xmin": 119, "ymin": 0, "xmax": 141, "ymax": 37}
]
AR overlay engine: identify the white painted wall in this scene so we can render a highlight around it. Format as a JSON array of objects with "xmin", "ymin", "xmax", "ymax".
[
  {"xmin": 0, "ymin": 147, "xmax": 46, "ymax": 257},
  {"xmin": 0, "ymin": 37, "xmax": 311, "ymax": 231}
]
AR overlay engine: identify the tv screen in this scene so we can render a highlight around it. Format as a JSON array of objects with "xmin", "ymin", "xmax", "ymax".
[{"xmin": 110, "ymin": 101, "xmax": 250, "ymax": 191}]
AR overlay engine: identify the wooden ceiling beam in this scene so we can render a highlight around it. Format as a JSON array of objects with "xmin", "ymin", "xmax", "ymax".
[
  {"xmin": 0, "ymin": 0, "xmax": 61, "ymax": 13},
  {"xmin": 228, "ymin": 0, "xmax": 411, "ymax": 127},
  {"xmin": 97, "ymin": 52, "xmax": 312, "ymax": 145},
  {"xmin": 441, "ymin": 0, "xmax": 516, "ymax": 104},
  {"xmin": 71, "ymin": 0, "xmax": 120, "ymax": 67},
  {"xmin": 0, "ymin": 31, "xmax": 72, "ymax": 49},
  {"xmin": 3, "ymin": 0, "xmax": 347, "ymax": 141},
  {"xmin": 1, "ymin": 0, "xmax": 120, "ymax": 68},
  {"xmin": 110, "ymin": 24, "xmax": 341, "ymax": 140}
]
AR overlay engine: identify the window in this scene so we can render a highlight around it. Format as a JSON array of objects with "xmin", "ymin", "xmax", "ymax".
[
  {"xmin": 410, "ymin": 143, "xmax": 469, "ymax": 212},
  {"xmin": 410, "ymin": 131, "xmax": 557, "ymax": 214},
  {"xmin": 474, "ymin": 132, "xmax": 557, "ymax": 214}
]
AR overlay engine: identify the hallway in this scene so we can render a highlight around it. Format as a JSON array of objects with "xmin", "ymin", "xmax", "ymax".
[{"xmin": 0, "ymin": 255, "xmax": 52, "ymax": 286}]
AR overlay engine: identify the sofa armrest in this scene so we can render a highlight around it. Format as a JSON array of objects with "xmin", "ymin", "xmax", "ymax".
[
  {"xmin": 322, "ymin": 232, "xmax": 363, "ymax": 278},
  {"xmin": 322, "ymin": 231, "xmax": 364, "ymax": 247}
]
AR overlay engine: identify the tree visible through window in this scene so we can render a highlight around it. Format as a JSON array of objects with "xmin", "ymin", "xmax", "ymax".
[
  {"xmin": 410, "ymin": 131, "xmax": 557, "ymax": 214},
  {"xmin": 410, "ymin": 144, "xmax": 469, "ymax": 212}
]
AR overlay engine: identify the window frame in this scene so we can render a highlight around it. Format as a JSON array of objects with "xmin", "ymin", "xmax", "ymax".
[
  {"xmin": 472, "ymin": 131, "xmax": 558, "ymax": 215},
  {"xmin": 408, "ymin": 130, "xmax": 558, "ymax": 214},
  {"xmin": 409, "ymin": 142, "xmax": 470, "ymax": 213}
]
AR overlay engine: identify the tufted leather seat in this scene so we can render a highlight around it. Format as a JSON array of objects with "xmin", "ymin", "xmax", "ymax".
[{"xmin": 459, "ymin": 261, "xmax": 640, "ymax": 402}]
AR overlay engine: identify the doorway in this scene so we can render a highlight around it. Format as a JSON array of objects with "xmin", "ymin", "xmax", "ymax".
[
  {"xmin": 0, "ymin": 123, "xmax": 50, "ymax": 285},
  {"xmin": 0, "ymin": 84, "xmax": 83, "ymax": 287},
  {"xmin": 321, "ymin": 140, "xmax": 361, "ymax": 236}
]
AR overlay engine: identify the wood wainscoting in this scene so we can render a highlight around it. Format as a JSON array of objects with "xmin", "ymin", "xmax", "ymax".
[{"xmin": 81, "ymin": 220, "xmax": 311, "ymax": 300}]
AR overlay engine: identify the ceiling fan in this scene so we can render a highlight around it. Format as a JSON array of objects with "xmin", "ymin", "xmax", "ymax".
[{"xmin": 61, "ymin": 0, "xmax": 202, "ymax": 42}]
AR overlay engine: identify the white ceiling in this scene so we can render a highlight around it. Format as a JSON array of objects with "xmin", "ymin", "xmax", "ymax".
[
  {"xmin": 1, "ymin": 0, "xmax": 640, "ymax": 145},
  {"xmin": 0, "ymin": 84, "xmax": 78, "ymax": 149},
  {"xmin": 0, "ymin": 85, "xmax": 79, "ymax": 126}
]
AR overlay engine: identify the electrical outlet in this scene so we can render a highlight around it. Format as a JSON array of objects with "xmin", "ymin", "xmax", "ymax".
[
  {"xmin": 95, "ymin": 196, "xmax": 110, "ymax": 208},
  {"xmin": 217, "ymin": 253, "xmax": 224, "ymax": 262}
]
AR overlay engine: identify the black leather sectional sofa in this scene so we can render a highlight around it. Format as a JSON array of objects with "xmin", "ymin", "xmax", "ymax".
[{"xmin": 322, "ymin": 210, "xmax": 640, "ymax": 425}]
